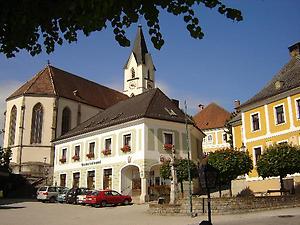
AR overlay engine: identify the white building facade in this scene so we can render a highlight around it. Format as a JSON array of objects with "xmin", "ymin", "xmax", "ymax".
[{"xmin": 53, "ymin": 89, "xmax": 204, "ymax": 203}]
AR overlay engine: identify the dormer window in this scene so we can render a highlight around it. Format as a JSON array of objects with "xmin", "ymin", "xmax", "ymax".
[{"xmin": 131, "ymin": 68, "xmax": 135, "ymax": 78}]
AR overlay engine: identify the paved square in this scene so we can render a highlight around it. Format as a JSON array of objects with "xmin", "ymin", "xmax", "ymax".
[{"xmin": 1, "ymin": 200, "xmax": 300, "ymax": 225}]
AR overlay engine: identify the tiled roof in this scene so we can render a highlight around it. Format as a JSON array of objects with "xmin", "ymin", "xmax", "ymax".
[
  {"xmin": 55, "ymin": 88, "xmax": 195, "ymax": 141},
  {"xmin": 7, "ymin": 65, "xmax": 128, "ymax": 109},
  {"xmin": 239, "ymin": 56, "xmax": 300, "ymax": 108},
  {"xmin": 228, "ymin": 113, "xmax": 241, "ymax": 125},
  {"xmin": 124, "ymin": 25, "xmax": 148, "ymax": 68},
  {"xmin": 193, "ymin": 103, "xmax": 231, "ymax": 130}
]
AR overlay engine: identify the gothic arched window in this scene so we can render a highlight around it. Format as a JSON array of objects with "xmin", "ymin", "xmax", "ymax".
[
  {"xmin": 8, "ymin": 105, "xmax": 17, "ymax": 146},
  {"xmin": 31, "ymin": 103, "xmax": 43, "ymax": 144},
  {"xmin": 147, "ymin": 70, "xmax": 150, "ymax": 80},
  {"xmin": 131, "ymin": 68, "xmax": 135, "ymax": 78},
  {"xmin": 62, "ymin": 107, "xmax": 71, "ymax": 135}
]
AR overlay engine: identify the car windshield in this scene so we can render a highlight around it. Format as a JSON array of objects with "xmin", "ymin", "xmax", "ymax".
[
  {"xmin": 39, "ymin": 187, "xmax": 47, "ymax": 191},
  {"xmin": 91, "ymin": 190, "xmax": 99, "ymax": 196},
  {"xmin": 61, "ymin": 189, "xmax": 69, "ymax": 194}
]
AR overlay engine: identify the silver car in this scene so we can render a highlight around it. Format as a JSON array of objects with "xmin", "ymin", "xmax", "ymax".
[{"xmin": 36, "ymin": 186, "xmax": 65, "ymax": 203}]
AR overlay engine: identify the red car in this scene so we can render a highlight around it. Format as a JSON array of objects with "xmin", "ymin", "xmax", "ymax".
[{"xmin": 85, "ymin": 190, "xmax": 132, "ymax": 207}]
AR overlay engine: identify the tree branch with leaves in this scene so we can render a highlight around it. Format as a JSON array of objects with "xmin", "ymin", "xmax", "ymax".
[{"xmin": 0, "ymin": 0, "xmax": 242, "ymax": 57}]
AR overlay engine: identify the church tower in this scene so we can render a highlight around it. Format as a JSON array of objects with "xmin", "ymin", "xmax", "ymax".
[{"xmin": 123, "ymin": 25, "xmax": 156, "ymax": 97}]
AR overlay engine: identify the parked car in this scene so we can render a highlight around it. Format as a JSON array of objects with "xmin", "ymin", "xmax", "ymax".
[
  {"xmin": 77, "ymin": 189, "xmax": 93, "ymax": 205},
  {"xmin": 85, "ymin": 190, "xmax": 132, "ymax": 207},
  {"xmin": 57, "ymin": 188, "xmax": 69, "ymax": 203},
  {"xmin": 65, "ymin": 187, "xmax": 88, "ymax": 204},
  {"xmin": 36, "ymin": 186, "xmax": 66, "ymax": 203}
]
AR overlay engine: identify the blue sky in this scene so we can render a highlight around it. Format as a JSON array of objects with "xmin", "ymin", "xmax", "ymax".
[{"xmin": 0, "ymin": 0, "xmax": 299, "ymax": 145}]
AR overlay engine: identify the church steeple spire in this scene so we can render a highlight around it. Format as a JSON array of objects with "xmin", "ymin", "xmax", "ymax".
[
  {"xmin": 132, "ymin": 25, "xmax": 148, "ymax": 65},
  {"xmin": 123, "ymin": 26, "xmax": 155, "ymax": 97}
]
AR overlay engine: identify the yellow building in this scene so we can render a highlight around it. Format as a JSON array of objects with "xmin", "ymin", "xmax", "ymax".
[
  {"xmin": 231, "ymin": 42, "xmax": 300, "ymax": 194},
  {"xmin": 193, "ymin": 103, "xmax": 231, "ymax": 153}
]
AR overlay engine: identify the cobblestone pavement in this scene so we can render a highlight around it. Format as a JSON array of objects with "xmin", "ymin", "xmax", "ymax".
[{"xmin": 1, "ymin": 199, "xmax": 300, "ymax": 225}]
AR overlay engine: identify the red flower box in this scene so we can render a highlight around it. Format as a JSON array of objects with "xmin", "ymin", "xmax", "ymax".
[
  {"xmin": 86, "ymin": 152, "xmax": 94, "ymax": 159},
  {"xmin": 101, "ymin": 149, "xmax": 111, "ymax": 156},
  {"xmin": 72, "ymin": 155, "xmax": 80, "ymax": 161},
  {"xmin": 163, "ymin": 144, "xmax": 173, "ymax": 151},
  {"xmin": 121, "ymin": 145, "xmax": 131, "ymax": 153},
  {"xmin": 59, "ymin": 158, "xmax": 66, "ymax": 163}
]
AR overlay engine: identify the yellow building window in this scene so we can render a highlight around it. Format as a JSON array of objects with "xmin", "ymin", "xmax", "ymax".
[
  {"xmin": 296, "ymin": 99, "xmax": 300, "ymax": 119},
  {"xmin": 275, "ymin": 105, "xmax": 285, "ymax": 124},
  {"xmin": 251, "ymin": 113, "xmax": 260, "ymax": 131},
  {"xmin": 253, "ymin": 147, "xmax": 262, "ymax": 166}
]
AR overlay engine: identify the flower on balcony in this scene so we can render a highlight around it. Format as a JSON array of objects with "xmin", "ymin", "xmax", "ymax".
[
  {"xmin": 159, "ymin": 155, "xmax": 171, "ymax": 163},
  {"xmin": 101, "ymin": 149, "xmax": 111, "ymax": 156},
  {"xmin": 163, "ymin": 144, "xmax": 174, "ymax": 151},
  {"xmin": 121, "ymin": 145, "xmax": 131, "ymax": 153},
  {"xmin": 59, "ymin": 158, "xmax": 66, "ymax": 163},
  {"xmin": 86, "ymin": 152, "xmax": 94, "ymax": 159},
  {"xmin": 72, "ymin": 155, "xmax": 80, "ymax": 161}
]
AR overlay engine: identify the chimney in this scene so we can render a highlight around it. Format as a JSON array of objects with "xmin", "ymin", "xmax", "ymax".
[
  {"xmin": 198, "ymin": 104, "xmax": 205, "ymax": 111},
  {"xmin": 234, "ymin": 100, "xmax": 240, "ymax": 108},
  {"xmin": 171, "ymin": 99, "xmax": 179, "ymax": 108},
  {"xmin": 288, "ymin": 42, "xmax": 300, "ymax": 58}
]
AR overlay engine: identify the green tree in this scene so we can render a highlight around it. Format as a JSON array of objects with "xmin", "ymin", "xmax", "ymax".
[
  {"xmin": 257, "ymin": 143, "xmax": 300, "ymax": 191},
  {"xmin": 160, "ymin": 159, "xmax": 198, "ymax": 194},
  {"xmin": 0, "ymin": 147, "xmax": 12, "ymax": 172},
  {"xmin": 208, "ymin": 148, "xmax": 253, "ymax": 197},
  {"xmin": 0, "ymin": 1, "xmax": 242, "ymax": 57}
]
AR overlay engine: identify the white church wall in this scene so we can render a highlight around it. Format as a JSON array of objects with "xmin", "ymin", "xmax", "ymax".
[{"xmin": 56, "ymin": 97, "xmax": 101, "ymax": 137}]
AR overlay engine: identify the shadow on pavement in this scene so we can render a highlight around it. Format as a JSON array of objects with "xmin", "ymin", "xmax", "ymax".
[
  {"xmin": 0, "ymin": 205, "xmax": 26, "ymax": 210},
  {"xmin": 0, "ymin": 198, "xmax": 36, "ymax": 206}
]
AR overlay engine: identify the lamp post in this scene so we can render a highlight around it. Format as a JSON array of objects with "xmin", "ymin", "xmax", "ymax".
[
  {"xmin": 169, "ymin": 145, "xmax": 178, "ymax": 204},
  {"xmin": 198, "ymin": 163, "xmax": 218, "ymax": 225}
]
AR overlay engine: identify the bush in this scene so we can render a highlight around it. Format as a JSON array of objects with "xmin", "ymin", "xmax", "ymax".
[{"xmin": 237, "ymin": 187, "xmax": 255, "ymax": 198}]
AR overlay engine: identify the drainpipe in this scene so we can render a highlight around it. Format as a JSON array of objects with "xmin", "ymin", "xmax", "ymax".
[{"xmin": 18, "ymin": 97, "xmax": 25, "ymax": 173}]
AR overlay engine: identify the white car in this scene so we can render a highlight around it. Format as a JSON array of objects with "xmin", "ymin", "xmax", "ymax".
[{"xmin": 76, "ymin": 189, "xmax": 93, "ymax": 205}]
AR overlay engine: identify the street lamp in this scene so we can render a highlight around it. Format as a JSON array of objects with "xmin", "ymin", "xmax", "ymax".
[
  {"xmin": 198, "ymin": 163, "xmax": 218, "ymax": 225},
  {"xmin": 240, "ymin": 143, "xmax": 246, "ymax": 152},
  {"xmin": 169, "ymin": 145, "xmax": 178, "ymax": 204}
]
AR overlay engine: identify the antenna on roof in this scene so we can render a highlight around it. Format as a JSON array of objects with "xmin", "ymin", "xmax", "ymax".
[{"xmin": 47, "ymin": 60, "xmax": 51, "ymax": 65}]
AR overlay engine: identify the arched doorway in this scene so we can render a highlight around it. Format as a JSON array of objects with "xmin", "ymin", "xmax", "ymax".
[{"xmin": 120, "ymin": 165, "xmax": 141, "ymax": 202}]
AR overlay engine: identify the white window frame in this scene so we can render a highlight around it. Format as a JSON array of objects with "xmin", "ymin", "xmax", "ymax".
[
  {"xmin": 74, "ymin": 144, "xmax": 81, "ymax": 156},
  {"xmin": 122, "ymin": 133, "xmax": 132, "ymax": 147},
  {"xmin": 87, "ymin": 169, "xmax": 96, "ymax": 189},
  {"xmin": 163, "ymin": 131, "xmax": 174, "ymax": 145},
  {"xmin": 72, "ymin": 171, "xmax": 81, "ymax": 188},
  {"xmin": 250, "ymin": 112, "xmax": 261, "ymax": 132},
  {"xmin": 104, "ymin": 137, "xmax": 112, "ymax": 150},
  {"xmin": 253, "ymin": 146, "xmax": 262, "ymax": 166},
  {"xmin": 222, "ymin": 133, "xmax": 227, "ymax": 143},
  {"xmin": 59, "ymin": 173, "xmax": 67, "ymax": 187},
  {"xmin": 88, "ymin": 141, "xmax": 96, "ymax": 154},
  {"xmin": 273, "ymin": 103, "xmax": 286, "ymax": 125},
  {"xmin": 207, "ymin": 134, "xmax": 213, "ymax": 144},
  {"xmin": 102, "ymin": 167, "xmax": 113, "ymax": 190},
  {"xmin": 61, "ymin": 148, "xmax": 67, "ymax": 159},
  {"xmin": 295, "ymin": 98, "xmax": 300, "ymax": 120}
]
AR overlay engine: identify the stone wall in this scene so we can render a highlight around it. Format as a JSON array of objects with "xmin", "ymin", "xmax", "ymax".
[{"xmin": 148, "ymin": 195, "xmax": 300, "ymax": 215}]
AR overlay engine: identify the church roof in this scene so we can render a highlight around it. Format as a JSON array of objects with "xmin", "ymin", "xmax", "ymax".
[
  {"xmin": 124, "ymin": 25, "xmax": 149, "ymax": 68},
  {"xmin": 7, "ymin": 65, "xmax": 128, "ymax": 109},
  {"xmin": 55, "ymin": 88, "xmax": 197, "ymax": 141},
  {"xmin": 193, "ymin": 103, "xmax": 231, "ymax": 130},
  {"xmin": 239, "ymin": 56, "xmax": 300, "ymax": 108}
]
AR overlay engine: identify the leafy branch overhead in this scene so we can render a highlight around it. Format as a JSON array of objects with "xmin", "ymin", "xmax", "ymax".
[{"xmin": 0, "ymin": 0, "xmax": 242, "ymax": 57}]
